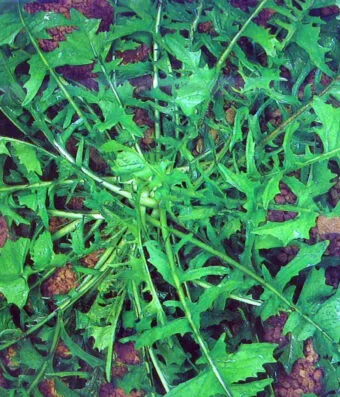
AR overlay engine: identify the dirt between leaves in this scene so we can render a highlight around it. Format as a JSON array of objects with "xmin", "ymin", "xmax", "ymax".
[{"xmin": 275, "ymin": 339, "xmax": 324, "ymax": 397}]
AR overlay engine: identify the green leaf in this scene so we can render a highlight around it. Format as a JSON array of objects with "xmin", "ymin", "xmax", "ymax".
[
  {"xmin": 175, "ymin": 66, "xmax": 216, "ymax": 116},
  {"xmin": 180, "ymin": 266, "xmax": 229, "ymax": 283},
  {"xmin": 253, "ymin": 212, "xmax": 317, "ymax": 246},
  {"xmin": 144, "ymin": 240, "xmax": 174, "ymax": 286},
  {"xmin": 125, "ymin": 318, "xmax": 191, "ymax": 348},
  {"xmin": 23, "ymin": 55, "xmax": 47, "ymax": 106},
  {"xmin": 164, "ymin": 34, "xmax": 201, "ymax": 69},
  {"xmin": 12, "ymin": 142, "xmax": 42, "ymax": 175},
  {"xmin": 293, "ymin": 23, "xmax": 332, "ymax": 75},
  {"xmin": 167, "ymin": 341, "xmax": 276, "ymax": 397},
  {"xmin": 312, "ymin": 97, "xmax": 340, "ymax": 152},
  {"xmin": 31, "ymin": 231, "xmax": 53, "ymax": 269},
  {"xmin": 243, "ymin": 22, "xmax": 279, "ymax": 57},
  {"xmin": 0, "ymin": 238, "xmax": 30, "ymax": 308},
  {"xmin": 61, "ymin": 323, "xmax": 104, "ymax": 368},
  {"xmin": 275, "ymin": 241, "xmax": 328, "ymax": 289},
  {"xmin": 0, "ymin": 12, "xmax": 22, "ymax": 46}
]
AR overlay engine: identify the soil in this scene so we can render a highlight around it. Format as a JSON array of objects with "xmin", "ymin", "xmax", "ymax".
[
  {"xmin": 38, "ymin": 379, "xmax": 58, "ymax": 397},
  {"xmin": 0, "ymin": 217, "xmax": 9, "ymax": 248},
  {"xmin": 114, "ymin": 342, "xmax": 141, "ymax": 366},
  {"xmin": 41, "ymin": 264, "xmax": 78, "ymax": 297},
  {"xmin": 275, "ymin": 339, "xmax": 323, "ymax": 397},
  {"xmin": 262, "ymin": 312, "xmax": 289, "ymax": 346},
  {"xmin": 99, "ymin": 384, "xmax": 145, "ymax": 397}
]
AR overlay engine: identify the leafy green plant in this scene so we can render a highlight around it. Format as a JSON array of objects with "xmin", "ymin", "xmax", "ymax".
[{"xmin": 0, "ymin": 0, "xmax": 339, "ymax": 396}]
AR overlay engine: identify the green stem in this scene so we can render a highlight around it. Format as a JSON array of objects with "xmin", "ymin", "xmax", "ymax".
[
  {"xmin": 215, "ymin": 0, "xmax": 270, "ymax": 74},
  {"xmin": 159, "ymin": 209, "xmax": 233, "ymax": 397},
  {"xmin": 131, "ymin": 279, "xmax": 171, "ymax": 393},
  {"xmin": 189, "ymin": 0, "xmax": 204, "ymax": 43},
  {"xmin": 153, "ymin": 0, "xmax": 163, "ymax": 162},
  {"xmin": 28, "ymin": 313, "xmax": 62, "ymax": 393}
]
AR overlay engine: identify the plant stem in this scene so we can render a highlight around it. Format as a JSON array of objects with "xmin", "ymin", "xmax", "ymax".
[
  {"xmin": 189, "ymin": 0, "xmax": 204, "ymax": 43},
  {"xmin": 159, "ymin": 209, "xmax": 234, "ymax": 397},
  {"xmin": 153, "ymin": 0, "xmax": 163, "ymax": 162},
  {"xmin": 215, "ymin": 0, "xmax": 270, "ymax": 74},
  {"xmin": 28, "ymin": 313, "xmax": 62, "ymax": 393}
]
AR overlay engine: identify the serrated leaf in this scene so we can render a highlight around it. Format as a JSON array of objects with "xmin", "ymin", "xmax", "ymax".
[
  {"xmin": 293, "ymin": 23, "xmax": 332, "ymax": 75},
  {"xmin": 167, "ymin": 341, "xmax": 276, "ymax": 397},
  {"xmin": 31, "ymin": 231, "xmax": 53, "ymax": 269},
  {"xmin": 144, "ymin": 240, "xmax": 174, "ymax": 286},
  {"xmin": 312, "ymin": 97, "xmax": 340, "ymax": 152},
  {"xmin": 12, "ymin": 143, "xmax": 42, "ymax": 175},
  {"xmin": 125, "ymin": 318, "xmax": 191, "ymax": 348},
  {"xmin": 175, "ymin": 66, "xmax": 216, "ymax": 116},
  {"xmin": 253, "ymin": 212, "xmax": 317, "ymax": 246},
  {"xmin": 275, "ymin": 241, "xmax": 328, "ymax": 289},
  {"xmin": 0, "ymin": 238, "xmax": 30, "ymax": 308},
  {"xmin": 23, "ymin": 55, "xmax": 47, "ymax": 106},
  {"xmin": 243, "ymin": 22, "xmax": 279, "ymax": 57},
  {"xmin": 180, "ymin": 266, "xmax": 229, "ymax": 283}
]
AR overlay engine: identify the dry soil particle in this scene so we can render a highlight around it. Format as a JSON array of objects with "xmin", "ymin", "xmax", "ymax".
[
  {"xmin": 116, "ymin": 44, "xmax": 150, "ymax": 65},
  {"xmin": 262, "ymin": 312, "xmax": 289, "ymax": 346},
  {"xmin": 42, "ymin": 265, "xmax": 78, "ymax": 297},
  {"xmin": 114, "ymin": 342, "xmax": 141, "ymax": 366},
  {"xmin": 275, "ymin": 339, "xmax": 324, "ymax": 397},
  {"xmin": 38, "ymin": 379, "xmax": 59, "ymax": 397},
  {"xmin": 55, "ymin": 341, "xmax": 71, "ymax": 359},
  {"xmin": 267, "ymin": 182, "xmax": 298, "ymax": 222},
  {"xmin": 0, "ymin": 216, "xmax": 9, "ymax": 248},
  {"xmin": 80, "ymin": 250, "xmax": 104, "ymax": 268},
  {"xmin": 99, "ymin": 384, "xmax": 145, "ymax": 397},
  {"xmin": 49, "ymin": 216, "xmax": 68, "ymax": 233}
]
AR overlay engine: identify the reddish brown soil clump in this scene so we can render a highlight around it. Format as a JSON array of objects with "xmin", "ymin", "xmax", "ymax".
[
  {"xmin": 42, "ymin": 265, "xmax": 78, "ymax": 297},
  {"xmin": 55, "ymin": 341, "xmax": 71, "ymax": 359},
  {"xmin": 275, "ymin": 339, "xmax": 324, "ymax": 397},
  {"xmin": 0, "ymin": 217, "xmax": 9, "ymax": 248},
  {"xmin": 38, "ymin": 379, "xmax": 59, "ymax": 397},
  {"xmin": 111, "ymin": 362, "xmax": 129, "ymax": 379},
  {"xmin": 267, "ymin": 183, "xmax": 298, "ymax": 222},
  {"xmin": 99, "ymin": 384, "xmax": 144, "ymax": 397},
  {"xmin": 198, "ymin": 21, "xmax": 215, "ymax": 34},
  {"xmin": 80, "ymin": 250, "xmax": 104, "ymax": 268},
  {"xmin": 114, "ymin": 342, "xmax": 141, "ymax": 366},
  {"xmin": 49, "ymin": 217, "xmax": 68, "ymax": 233},
  {"xmin": 116, "ymin": 44, "xmax": 150, "ymax": 65},
  {"xmin": 277, "ymin": 246, "xmax": 299, "ymax": 265},
  {"xmin": 263, "ymin": 312, "xmax": 289, "ymax": 346},
  {"xmin": 133, "ymin": 108, "xmax": 155, "ymax": 148}
]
